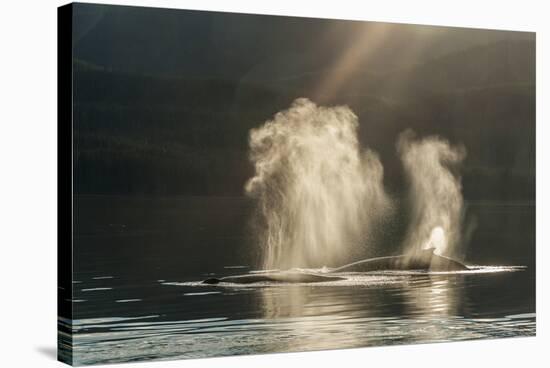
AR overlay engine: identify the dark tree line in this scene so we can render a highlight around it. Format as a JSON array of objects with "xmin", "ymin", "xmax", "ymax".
[{"xmin": 72, "ymin": 39, "xmax": 535, "ymax": 200}]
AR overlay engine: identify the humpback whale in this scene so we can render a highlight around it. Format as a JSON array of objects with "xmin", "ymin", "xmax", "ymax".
[
  {"xmin": 202, "ymin": 248, "xmax": 468, "ymax": 285},
  {"xmin": 202, "ymin": 273, "xmax": 345, "ymax": 285},
  {"xmin": 332, "ymin": 248, "xmax": 468, "ymax": 273}
]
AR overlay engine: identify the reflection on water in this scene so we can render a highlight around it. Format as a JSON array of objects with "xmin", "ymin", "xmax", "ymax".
[
  {"xmin": 61, "ymin": 269, "xmax": 535, "ymax": 366},
  {"xmin": 62, "ymin": 197, "xmax": 535, "ymax": 365},
  {"xmin": 405, "ymin": 277, "xmax": 460, "ymax": 317}
]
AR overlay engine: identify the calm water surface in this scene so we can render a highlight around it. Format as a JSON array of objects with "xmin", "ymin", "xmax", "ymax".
[{"xmin": 60, "ymin": 197, "xmax": 535, "ymax": 365}]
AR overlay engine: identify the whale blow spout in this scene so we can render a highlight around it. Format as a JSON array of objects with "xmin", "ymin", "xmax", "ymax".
[
  {"xmin": 397, "ymin": 131, "xmax": 467, "ymax": 259},
  {"xmin": 246, "ymin": 98, "xmax": 391, "ymax": 270}
]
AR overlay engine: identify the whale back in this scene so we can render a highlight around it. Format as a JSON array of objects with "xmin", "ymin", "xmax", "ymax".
[
  {"xmin": 202, "ymin": 251, "xmax": 469, "ymax": 284},
  {"xmin": 203, "ymin": 272, "xmax": 345, "ymax": 284},
  {"xmin": 332, "ymin": 248, "xmax": 468, "ymax": 272}
]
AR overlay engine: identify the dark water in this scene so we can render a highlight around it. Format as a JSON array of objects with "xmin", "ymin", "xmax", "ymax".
[{"xmin": 61, "ymin": 197, "xmax": 536, "ymax": 366}]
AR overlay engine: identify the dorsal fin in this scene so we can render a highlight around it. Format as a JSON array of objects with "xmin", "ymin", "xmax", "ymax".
[{"xmin": 424, "ymin": 247, "xmax": 436, "ymax": 255}]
